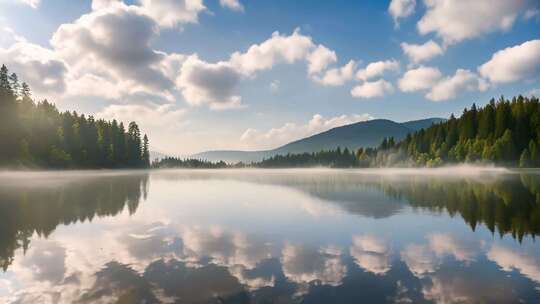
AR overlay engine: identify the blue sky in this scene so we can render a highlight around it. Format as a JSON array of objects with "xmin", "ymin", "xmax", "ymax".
[{"xmin": 0, "ymin": 0, "xmax": 539, "ymax": 155}]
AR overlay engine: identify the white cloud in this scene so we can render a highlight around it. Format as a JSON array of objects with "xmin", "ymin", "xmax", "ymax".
[
  {"xmin": 418, "ymin": 0, "xmax": 530, "ymax": 45},
  {"xmin": 478, "ymin": 39, "xmax": 540, "ymax": 84},
  {"xmin": 281, "ymin": 244, "xmax": 346, "ymax": 286},
  {"xmin": 240, "ymin": 113, "xmax": 373, "ymax": 150},
  {"xmin": 180, "ymin": 226, "xmax": 272, "ymax": 270},
  {"xmin": 388, "ymin": 0, "xmax": 416, "ymax": 26},
  {"xmin": 313, "ymin": 60, "xmax": 356, "ymax": 86},
  {"xmin": 426, "ymin": 69, "xmax": 488, "ymax": 101},
  {"xmin": 91, "ymin": 0, "xmax": 120, "ymax": 10},
  {"xmin": 351, "ymin": 79, "xmax": 394, "ymax": 99},
  {"xmin": 230, "ymin": 29, "xmax": 316, "ymax": 76},
  {"xmin": 139, "ymin": 0, "xmax": 207, "ymax": 28},
  {"xmin": 0, "ymin": 42, "xmax": 68, "ymax": 97},
  {"xmin": 401, "ymin": 244, "xmax": 438, "ymax": 277},
  {"xmin": 0, "ymin": 27, "xmax": 27, "ymax": 48},
  {"xmin": 427, "ymin": 233, "xmax": 479, "ymax": 262},
  {"xmin": 220, "ymin": 0, "xmax": 244, "ymax": 12},
  {"xmin": 356, "ymin": 59, "xmax": 400, "ymax": 81},
  {"xmin": 176, "ymin": 29, "xmax": 348, "ymax": 107},
  {"xmin": 51, "ymin": 3, "xmax": 178, "ymax": 100},
  {"xmin": 90, "ymin": 0, "xmax": 207, "ymax": 29},
  {"xmin": 350, "ymin": 235, "xmax": 391, "ymax": 275},
  {"xmin": 307, "ymin": 45, "xmax": 337, "ymax": 75},
  {"xmin": 398, "ymin": 66, "xmax": 441, "ymax": 92},
  {"xmin": 17, "ymin": 0, "xmax": 39, "ymax": 8},
  {"xmin": 487, "ymin": 244, "xmax": 540, "ymax": 284},
  {"xmin": 177, "ymin": 55, "xmax": 244, "ymax": 109},
  {"xmin": 400, "ymin": 40, "xmax": 443, "ymax": 64}
]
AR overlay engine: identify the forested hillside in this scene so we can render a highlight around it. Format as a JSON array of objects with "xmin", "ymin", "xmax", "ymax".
[
  {"xmin": 256, "ymin": 96, "xmax": 540, "ymax": 168},
  {"xmin": 370, "ymin": 95, "xmax": 540, "ymax": 167},
  {"xmin": 0, "ymin": 65, "xmax": 150, "ymax": 169},
  {"xmin": 192, "ymin": 118, "xmax": 444, "ymax": 163}
]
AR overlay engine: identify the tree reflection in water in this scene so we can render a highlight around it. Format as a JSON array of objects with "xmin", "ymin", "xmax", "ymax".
[{"xmin": 0, "ymin": 169, "xmax": 539, "ymax": 303}]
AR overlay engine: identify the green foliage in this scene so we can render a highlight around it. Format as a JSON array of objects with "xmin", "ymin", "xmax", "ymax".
[
  {"xmin": 256, "ymin": 148, "xmax": 359, "ymax": 168},
  {"xmin": 153, "ymin": 157, "xmax": 229, "ymax": 169},
  {"xmin": 0, "ymin": 64, "xmax": 150, "ymax": 169},
  {"xmin": 251, "ymin": 95, "xmax": 540, "ymax": 168},
  {"xmin": 373, "ymin": 95, "xmax": 540, "ymax": 167}
]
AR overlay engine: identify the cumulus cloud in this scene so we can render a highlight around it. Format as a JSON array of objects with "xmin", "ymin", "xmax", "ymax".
[
  {"xmin": 0, "ymin": 27, "xmax": 27, "ymax": 48},
  {"xmin": 402, "ymin": 233, "xmax": 483, "ymax": 278},
  {"xmin": 349, "ymin": 235, "xmax": 391, "ymax": 275},
  {"xmin": 398, "ymin": 66, "xmax": 441, "ymax": 92},
  {"xmin": 356, "ymin": 59, "xmax": 399, "ymax": 81},
  {"xmin": 478, "ymin": 39, "xmax": 540, "ymax": 84},
  {"xmin": 6, "ymin": 8, "xmax": 349, "ymax": 112},
  {"xmin": 417, "ymin": 0, "xmax": 530, "ymax": 45},
  {"xmin": 240, "ymin": 113, "xmax": 373, "ymax": 150},
  {"xmin": 307, "ymin": 45, "xmax": 337, "ymax": 75},
  {"xmin": 313, "ymin": 60, "xmax": 356, "ymax": 86},
  {"xmin": 0, "ymin": 42, "xmax": 68, "ymax": 97},
  {"xmin": 220, "ymin": 0, "xmax": 244, "ymax": 12},
  {"xmin": 427, "ymin": 233, "xmax": 480, "ymax": 262},
  {"xmin": 139, "ymin": 0, "xmax": 207, "ymax": 28},
  {"xmin": 487, "ymin": 244, "xmax": 540, "ymax": 284},
  {"xmin": 230, "ymin": 29, "xmax": 316, "ymax": 76},
  {"xmin": 90, "ymin": 0, "xmax": 206, "ymax": 29},
  {"xmin": 51, "ymin": 4, "xmax": 177, "ymax": 99},
  {"xmin": 281, "ymin": 244, "xmax": 346, "ymax": 286},
  {"xmin": 401, "ymin": 244, "xmax": 438, "ymax": 277},
  {"xmin": 426, "ymin": 69, "xmax": 488, "ymax": 101},
  {"xmin": 177, "ymin": 29, "xmax": 347, "ymax": 108},
  {"xmin": 177, "ymin": 55, "xmax": 244, "ymax": 109},
  {"xmin": 351, "ymin": 79, "xmax": 394, "ymax": 99},
  {"xmin": 400, "ymin": 40, "xmax": 443, "ymax": 64},
  {"xmin": 388, "ymin": 0, "xmax": 416, "ymax": 26},
  {"xmin": 180, "ymin": 226, "xmax": 272, "ymax": 270},
  {"xmin": 91, "ymin": 0, "xmax": 120, "ymax": 10}
]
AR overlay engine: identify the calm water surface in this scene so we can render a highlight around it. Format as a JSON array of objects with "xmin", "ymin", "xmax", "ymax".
[{"xmin": 0, "ymin": 168, "xmax": 539, "ymax": 303}]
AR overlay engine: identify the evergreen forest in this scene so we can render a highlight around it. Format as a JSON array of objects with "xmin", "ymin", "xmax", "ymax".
[{"xmin": 0, "ymin": 64, "xmax": 150, "ymax": 169}]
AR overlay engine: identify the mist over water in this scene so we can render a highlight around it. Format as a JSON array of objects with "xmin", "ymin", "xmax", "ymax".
[{"xmin": 0, "ymin": 168, "xmax": 539, "ymax": 303}]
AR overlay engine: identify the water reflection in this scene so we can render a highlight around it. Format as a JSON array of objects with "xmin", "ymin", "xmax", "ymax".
[
  {"xmin": 0, "ymin": 169, "xmax": 539, "ymax": 303},
  {"xmin": 0, "ymin": 171, "xmax": 149, "ymax": 272}
]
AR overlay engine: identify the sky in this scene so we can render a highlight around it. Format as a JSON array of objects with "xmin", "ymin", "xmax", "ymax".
[{"xmin": 0, "ymin": 0, "xmax": 539, "ymax": 156}]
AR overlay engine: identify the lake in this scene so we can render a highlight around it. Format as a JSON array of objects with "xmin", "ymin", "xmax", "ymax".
[{"xmin": 0, "ymin": 168, "xmax": 539, "ymax": 303}]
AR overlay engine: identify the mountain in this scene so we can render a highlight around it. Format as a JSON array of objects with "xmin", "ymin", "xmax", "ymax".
[{"xmin": 193, "ymin": 118, "xmax": 445, "ymax": 163}]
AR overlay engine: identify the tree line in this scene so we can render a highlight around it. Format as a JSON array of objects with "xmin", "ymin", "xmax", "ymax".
[
  {"xmin": 376, "ymin": 174, "xmax": 540, "ymax": 242},
  {"xmin": 152, "ymin": 157, "xmax": 230, "ymax": 169},
  {"xmin": 370, "ymin": 95, "xmax": 540, "ymax": 167},
  {"xmin": 0, "ymin": 64, "xmax": 150, "ymax": 169},
  {"xmin": 256, "ymin": 148, "xmax": 358, "ymax": 168},
  {"xmin": 0, "ymin": 173, "xmax": 149, "ymax": 271},
  {"xmin": 255, "ymin": 95, "xmax": 540, "ymax": 168}
]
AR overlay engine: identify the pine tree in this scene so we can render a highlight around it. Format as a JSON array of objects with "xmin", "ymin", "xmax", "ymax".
[
  {"xmin": 142, "ymin": 134, "xmax": 150, "ymax": 168},
  {"xmin": 127, "ymin": 122, "xmax": 142, "ymax": 167},
  {"xmin": 8, "ymin": 73, "xmax": 19, "ymax": 98},
  {"xmin": 0, "ymin": 64, "xmax": 12, "ymax": 97},
  {"xmin": 21, "ymin": 82, "xmax": 31, "ymax": 98}
]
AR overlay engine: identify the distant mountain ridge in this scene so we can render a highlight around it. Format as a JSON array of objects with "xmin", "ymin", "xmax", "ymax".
[{"xmin": 193, "ymin": 118, "xmax": 445, "ymax": 163}]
